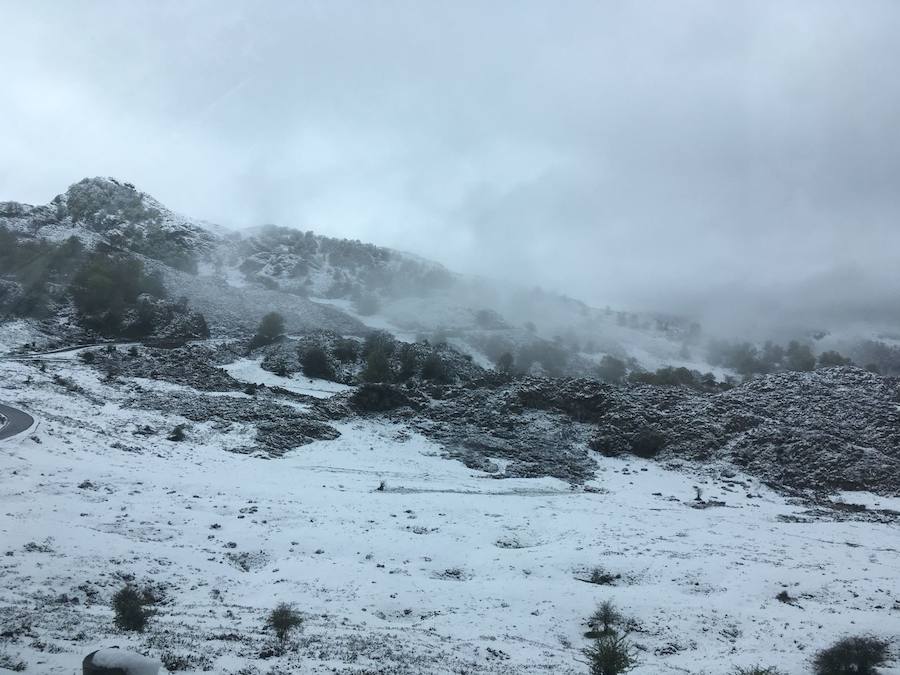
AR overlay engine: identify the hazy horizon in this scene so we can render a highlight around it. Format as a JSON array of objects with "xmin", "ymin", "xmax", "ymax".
[{"xmin": 2, "ymin": 1, "xmax": 899, "ymax": 333}]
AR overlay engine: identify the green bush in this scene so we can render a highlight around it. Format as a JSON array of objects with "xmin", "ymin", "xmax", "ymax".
[
  {"xmin": 266, "ymin": 602, "xmax": 303, "ymax": 643},
  {"xmin": 333, "ymin": 338, "xmax": 359, "ymax": 363},
  {"xmin": 587, "ymin": 601, "xmax": 623, "ymax": 636},
  {"xmin": 813, "ymin": 636, "xmax": 889, "ymax": 675},
  {"xmin": 250, "ymin": 312, "xmax": 285, "ymax": 348},
  {"xmin": 300, "ymin": 346, "xmax": 334, "ymax": 380},
  {"xmin": 112, "ymin": 585, "xmax": 150, "ymax": 631},
  {"xmin": 362, "ymin": 349, "xmax": 393, "ymax": 383},
  {"xmin": 421, "ymin": 353, "xmax": 450, "ymax": 383},
  {"xmin": 595, "ymin": 356, "xmax": 626, "ymax": 383},
  {"xmin": 583, "ymin": 631, "xmax": 635, "ymax": 675},
  {"xmin": 630, "ymin": 429, "xmax": 666, "ymax": 458}
]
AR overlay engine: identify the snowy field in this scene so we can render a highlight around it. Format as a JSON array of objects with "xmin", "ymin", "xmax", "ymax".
[{"xmin": 0, "ymin": 353, "xmax": 898, "ymax": 674}]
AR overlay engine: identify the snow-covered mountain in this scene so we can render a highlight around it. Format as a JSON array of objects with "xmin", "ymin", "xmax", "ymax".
[
  {"xmin": 0, "ymin": 177, "xmax": 713, "ymax": 377},
  {"xmin": 1, "ymin": 177, "xmax": 899, "ymax": 674}
]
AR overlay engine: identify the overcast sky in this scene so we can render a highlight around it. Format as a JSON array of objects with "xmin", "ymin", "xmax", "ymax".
[{"xmin": 2, "ymin": 1, "xmax": 899, "ymax": 330}]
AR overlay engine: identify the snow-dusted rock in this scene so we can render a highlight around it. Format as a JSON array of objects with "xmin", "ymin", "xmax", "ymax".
[{"xmin": 83, "ymin": 647, "xmax": 161, "ymax": 674}]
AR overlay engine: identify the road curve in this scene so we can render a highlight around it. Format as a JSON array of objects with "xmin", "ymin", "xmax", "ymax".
[{"xmin": 0, "ymin": 403, "xmax": 34, "ymax": 441}]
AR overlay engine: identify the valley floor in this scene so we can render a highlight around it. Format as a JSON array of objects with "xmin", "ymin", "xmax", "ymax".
[{"xmin": 0, "ymin": 352, "xmax": 898, "ymax": 674}]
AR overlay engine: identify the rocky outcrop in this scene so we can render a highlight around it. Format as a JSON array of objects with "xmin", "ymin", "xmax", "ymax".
[{"xmin": 319, "ymin": 367, "xmax": 900, "ymax": 495}]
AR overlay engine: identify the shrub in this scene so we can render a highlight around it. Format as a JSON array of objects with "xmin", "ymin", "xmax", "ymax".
[
  {"xmin": 351, "ymin": 383, "xmax": 416, "ymax": 412},
  {"xmin": 812, "ymin": 636, "xmax": 889, "ymax": 675},
  {"xmin": 362, "ymin": 349, "xmax": 393, "ymax": 383},
  {"xmin": 583, "ymin": 631, "xmax": 635, "ymax": 675},
  {"xmin": 168, "ymin": 424, "xmax": 187, "ymax": 442},
  {"xmin": 595, "ymin": 356, "xmax": 626, "ymax": 383},
  {"xmin": 588, "ymin": 567, "xmax": 619, "ymax": 585},
  {"xmin": 300, "ymin": 346, "xmax": 333, "ymax": 380},
  {"xmin": 363, "ymin": 330, "xmax": 395, "ymax": 358},
  {"xmin": 0, "ymin": 651, "xmax": 26, "ymax": 672},
  {"xmin": 250, "ymin": 312, "xmax": 285, "ymax": 348},
  {"xmin": 588, "ymin": 601, "xmax": 623, "ymax": 636},
  {"xmin": 397, "ymin": 344, "xmax": 418, "ymax": 381},
  {"xmin": 421, "ymin": 353, "xmax": 450, "ymax": 383},
  {"xmin": 496, "ymin": 352, "xmax": 514, "ymax": 374},
  {"xmin": 266, "ymin": 602, "xmax": 302, "ymax": 643},
  {"xmin": 785, "ymin": 340, "xmax": 815, "ymax": 372},
  {"xmin": 629, "ymin": 429, "xmax": 665, "ymax": 458},
  {"xmin": 78, "ymin": 350, "xmax": 96, "ymax": 364},
  {"xmin": 775, "ymin": 590, "xmax": 792, "ymax": 603},
  {"xmin": 732, "ymin": 667, "xmax": 785, "ymax": 675},
  {"xmin": 112, "ymin": 585, "xmax": 149, "ymax": 631},
  {"xmin": 817, "ymin": 350, "xmax": 853, "ymax": 368},
  {"xmin": 333, "ymin": 338, "xmax": 359, "ymax": 363}
]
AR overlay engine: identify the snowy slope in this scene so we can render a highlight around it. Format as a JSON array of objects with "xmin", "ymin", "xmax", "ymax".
[{"xmin": 1, "ymin": 346, "xmax": 898, "ymax": 674}]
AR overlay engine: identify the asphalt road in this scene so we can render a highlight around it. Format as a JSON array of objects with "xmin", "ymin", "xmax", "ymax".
[{"xmin": 0, "ymin": 403, "xmax": 34, "ymax": 440}]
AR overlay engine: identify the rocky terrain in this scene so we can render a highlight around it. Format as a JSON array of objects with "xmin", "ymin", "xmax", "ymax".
[{"xmin": 1, "ymin": 178, "xmax": 899, "ymax": 673}]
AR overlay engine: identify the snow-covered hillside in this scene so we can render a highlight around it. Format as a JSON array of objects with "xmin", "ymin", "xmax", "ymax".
[{"xmin": 1, "ymin": 339, "xmax": 898, "ymax": 674}]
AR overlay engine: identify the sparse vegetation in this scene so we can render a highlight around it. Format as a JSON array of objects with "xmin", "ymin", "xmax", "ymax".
[
  {"xmin": 250, "ymin": 312, "xmax": 285, "ymax": 349},
  {"xmin": 812, "ymin": 635, "xmax": 889, "ymax": 675},
  {"xmin": 112, "ymin": 584, "xmax": 150, "ymax": 632},
  {"xmin": 731, "ymin": 667, "xmax": 785, "ymax": 675},
  {"xmin": 0, "ymin": 651, "xmax": 26, "ymax": 672},
  {"xmin": 818, "ymin": 350, "xmax": 853, "ymax": 368},
  {"xmin": 362, "ymin": 348, "xmax": 393, "ymax": 383},
  {"xmin": 595, "ymin": 355, "xmax": 626, "ymax": 383},
  {"xmin": 496, "ymin": 351, "xmax": 515, "ymax": 374},
  {"xmin": 629, "ymin": 428, "xmax": 666, "ymax": 458},
  {"xmin": 333, "ymin": 337, "xmax": 359, "ymax": 363},
  {"xmin": 266, "ymin": 602, "xmax": 303, "ymax": 643},
  {"xmin": 587, "ymin": 601, "xmax": 624, "ymax": 637},
  {"xmin": 421, "ymin": 352, "xmax": 450, "ymax": 383},
  {"xmin": 582, "ymin": 631, "xmax": 635, "ymax": 675},
  {"xmin": 299, "ymin": 346, "xmax": 334, "ymax": 380},
  {"xmin": 587, "ymin": 566, "xmax": 619, "ymax": 585}
]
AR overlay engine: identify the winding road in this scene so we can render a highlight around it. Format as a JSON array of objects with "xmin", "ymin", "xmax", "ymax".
[{"xmin": 0, "ymin": 403, "xmax": 34, "ymax": 441}]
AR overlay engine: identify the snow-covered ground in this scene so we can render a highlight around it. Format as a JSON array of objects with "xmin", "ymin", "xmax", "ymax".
[
  {"xmin": 222, "ymin": 357, "xmax": 353, "ymax": 398},
  {"xmin": 0, "ymin": 353, "xmax": 898, "ymax": 674}
]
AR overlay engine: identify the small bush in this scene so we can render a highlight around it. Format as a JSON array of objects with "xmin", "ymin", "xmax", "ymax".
[
  {"xmin": 0, "ymin": 650, "xmax": 26, "ymax": 671},
  {"xmin": 333, "ymin": 338, "xmax": 358, "ymax": 363},
  {"xmin": 351, "ymin": 383, "xmax": 416, "ymax": 412},
  {"xmin": 732, "ymin": 667, "xmax": 785, "ymax": 675},
  {"xmin": 496, "ymin": 352, "xmax": 514, "ymax": 374},
  {"xmin": 250, "ymin": 312, "xmax": 285, "ymax": 349},
  {"xmin": 587, "ymin": 601, "xmax": 623, "ymax": 636},
  {"xmin": 361, "ymin": 349, "xmax": 393, "ymax": 383},
  {"xmin": 266, "ymin": 602, "xmax": 302, "ymax": 643},
  {"xmin": 78, "ymin": 350, "xmax": 96, "ymax": 364},
  {"xmin": 629, "ymin": 429, "xmax": 665, "ymax": 458},
  {"xmin": 112, "ymin": 585, "xmax": 149, "ymax": 631},
  {"xmin": 775, "ymin": 590, "xmax": 792, "ymax": 603},
  {"xmin": 588, "ymin": 567, "xmax": 619, "ymax": 585},
  {"xmin": 813, "ymin": 635, "xmax": 890, "ymax": 675},
  {"xmin": 583, "ymin": 631, "xmax": 635, "ymax": 675},
  {"xmin": 421, "ymin": 353, "xmax": 450, "ymax": 383},
  {"xmin": 300, "ymin": 346, "xmax": 334, "ymax": 380},
  {"xmin": 168, "ymin": 424, "xmax": 187, "ymax": 442}
]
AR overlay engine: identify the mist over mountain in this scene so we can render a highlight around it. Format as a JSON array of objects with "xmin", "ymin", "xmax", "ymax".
[
  {"xmin": 3, "ymin": 4, "xmax": 900, "ymax": 674},
  {"xmin": 3, "ymin": 1, "xmax": 899, "ymax": 335}
]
